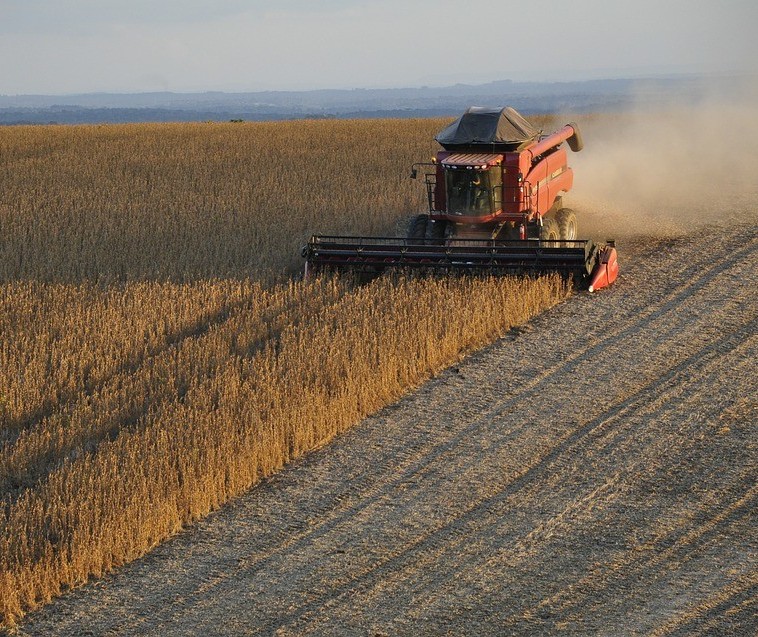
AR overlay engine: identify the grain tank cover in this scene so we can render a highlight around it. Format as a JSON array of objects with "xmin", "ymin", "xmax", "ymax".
[{"xmin": 435, "ymin": 106, "xmax": 540, "ymax": 151}]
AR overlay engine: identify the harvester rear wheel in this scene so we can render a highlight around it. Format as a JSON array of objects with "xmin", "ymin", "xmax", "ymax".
[
  {"xmin": 407, "ymin": 214, "xmax": 428, "ymax": 240},
  {"xmin": 540, "ymin": 216, "xmax": 560, "ymax": 241},
  {"xmin": 557, "ymin": 208, "xmax": 578, "ymax": 240}
]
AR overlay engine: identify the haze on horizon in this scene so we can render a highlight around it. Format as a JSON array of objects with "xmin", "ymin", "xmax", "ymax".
[{"xmin": 1, "ymin": 0, "xmax": 756, "ymax": 96}]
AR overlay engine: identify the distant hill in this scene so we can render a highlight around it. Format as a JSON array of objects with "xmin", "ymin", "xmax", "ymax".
[{"xmin": 0, "ymin": 74, "xmax": 747, "ymax": 125}]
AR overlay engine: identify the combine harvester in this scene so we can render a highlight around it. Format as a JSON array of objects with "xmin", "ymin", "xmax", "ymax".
[{"xmin": 303, "ymin": 107, "xmax": 618, "ymax": 292}]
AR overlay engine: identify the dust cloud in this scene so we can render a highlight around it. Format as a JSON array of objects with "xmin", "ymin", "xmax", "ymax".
[{"xmin": 566, "ymin": 78, "xmax": 758, "ymax": 240}]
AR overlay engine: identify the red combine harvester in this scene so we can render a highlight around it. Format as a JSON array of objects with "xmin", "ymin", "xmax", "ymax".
[{"xmin": 303, "ymin": 107, "xmax": 618, "ymax": 291}]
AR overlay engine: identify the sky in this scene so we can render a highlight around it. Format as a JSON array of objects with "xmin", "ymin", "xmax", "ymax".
[{"xmin": 1, "ymin": 0, "xmax": 756, "ymax": 95}]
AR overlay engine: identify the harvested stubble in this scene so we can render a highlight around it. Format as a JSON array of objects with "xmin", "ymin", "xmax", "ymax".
[{"xmin": 0, "ymin": 118, "xmax": 566, "ymax": 627}]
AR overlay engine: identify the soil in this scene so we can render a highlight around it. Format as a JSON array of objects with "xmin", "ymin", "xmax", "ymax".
[{"xmin": 18, "ymin": 221, "xmax": 757, "ymax": 636}]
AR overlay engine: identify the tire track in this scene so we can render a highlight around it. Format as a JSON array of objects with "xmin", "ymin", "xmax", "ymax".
[
  {"xmin": 369, "ymin": 343, "xmax": 758, "ymax": 630},
  {"xmin": 268, "ymin": 320, "xmax": 756, "ymax": 635},
  {"xmin": 535, "ymin": 479, "xmax": 757, "ymax": 627},
  {"xmin": 439, "ymin": 478, "xmax": 757, "ymax": 637},
  {"xmin": 654, "ymin": 573, "xmax": 758, "ymax": 637}
]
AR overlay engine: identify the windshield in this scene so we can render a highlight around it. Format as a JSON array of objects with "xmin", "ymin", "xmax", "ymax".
[{"xmin": 445, "ymin": 168, "xmax": 494, "ymax": 215}]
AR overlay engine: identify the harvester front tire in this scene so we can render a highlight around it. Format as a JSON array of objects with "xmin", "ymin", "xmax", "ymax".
[
  {"xmin": 408, "ymin": 214, "xmax": 428, "ymax": 240},
  {"xmin": 540, "ymin": 216, "xmax": 560, "ymax": 241},
  {"xmin": 426, "ymin": 219, "xmax": 447, "ymax": 245},
  {"xmin": 557, "ymin": 208, "xmax": 578, "ymax": 240}
]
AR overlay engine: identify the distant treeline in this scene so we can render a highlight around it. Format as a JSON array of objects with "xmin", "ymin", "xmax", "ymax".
[
  {"xmin": 0, "ymin": 74, "xmax": 748, "ymax": 125},
  {"xmin": 0, "ymin": 100, "xmax": 630, "ymax": 126}
]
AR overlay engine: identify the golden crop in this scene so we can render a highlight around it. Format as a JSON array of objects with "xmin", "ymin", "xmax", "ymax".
[
  {"xmin": 0, "ymin": 117, "xmax": 566, "ymax": 626},
  {"xmin": 0, "ymin": 120, "xmax": 444, "ymax": 282}
]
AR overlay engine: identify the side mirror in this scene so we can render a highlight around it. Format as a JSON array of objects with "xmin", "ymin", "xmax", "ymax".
[{"xmin": 410, "ymin": 168, "xmax": 417, "ymax": 179}]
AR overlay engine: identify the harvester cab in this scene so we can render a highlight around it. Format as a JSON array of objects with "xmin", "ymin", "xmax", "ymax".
[
  {"xmin": 304, "ymin": 106, "xmax": 618, "ymax": 291},
  {"xmin": 413, "ymin": 106, "xmax": 585, "ymax": 241},
  {"xmin": 443, "ymin": 158, "xmax": 501, "ymax": 215}
]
